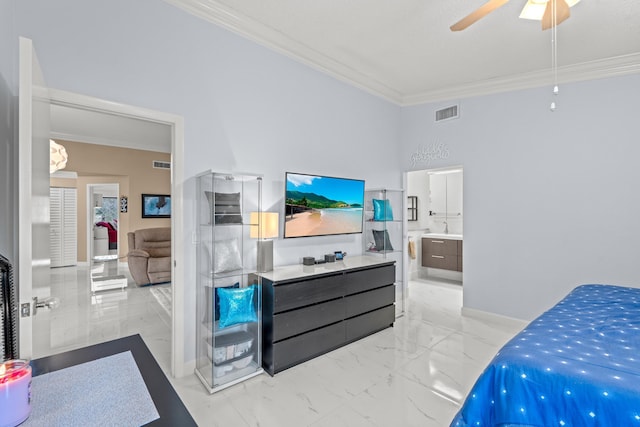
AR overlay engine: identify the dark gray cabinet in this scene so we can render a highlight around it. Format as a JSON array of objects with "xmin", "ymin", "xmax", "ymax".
[
  {"xmin": 422, "ymin": 237, "xmax": 463, "ymax": 272},
  {"xmin": 261, "ymin": 260, "xmax": 395, "ymax": 375}
]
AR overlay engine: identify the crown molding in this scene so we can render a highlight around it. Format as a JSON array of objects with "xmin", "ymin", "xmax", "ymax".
[
  {"xmin": 402, "ymin": 53, "xmax": 640, "ymax": 106},
  {"xmin": 165, "ymin": 0, "xmax": 640, "ymax": 107}
]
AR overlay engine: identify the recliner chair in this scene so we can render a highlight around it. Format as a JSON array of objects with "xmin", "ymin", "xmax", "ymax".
[{"xmin": 127, "ymin": 227, "xmax": 171, "ymax": 286}]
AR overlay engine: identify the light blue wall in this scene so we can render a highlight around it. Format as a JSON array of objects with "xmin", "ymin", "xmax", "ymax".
[
  {"xmin": 0, "ymin": 0, "xmax": 14, "ymax": 89},
  {"xmin": 0, "ymin": 0, "xmax": 16, "ymax": 262},
  {"xmin": 15, "ymin": 0, "xmax": 638, "ymax": 357},
  {"xmin": 14, "ymin": 0, "xmax": 402, "ymax": 365},
  {"xmin": 401, "ymin": 74, "xmax": 640, "ymax": 320}
]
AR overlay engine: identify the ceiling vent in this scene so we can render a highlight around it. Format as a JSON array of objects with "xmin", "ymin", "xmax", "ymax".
[
  {"xmin": 152, "ymin": 160, "xmax": 171, "ymax": 170},
  {"xmin": 435, "ymin": 105, "xmax": 459, "ymax": 122}
]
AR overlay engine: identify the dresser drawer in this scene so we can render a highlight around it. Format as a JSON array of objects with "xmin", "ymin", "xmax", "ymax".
[
  {"xmin": 272, "ymin": 298, "xmax": 345, "ymax": 342},
  {"xmin": 424, "ymin": 253, "xmax": 458, "ymax": 270},
  {"xmin": 269, "ymin": 322, "xmax": 345, "ymax": 374},
  {"xmin": 273, "ymin": 274, "xmax": 344, "ymax": 313},
  {"xmin": 345, "ymin": 264, "xmax": 395, "ymax": 296},
  {"xmin": 422, "ymin": 238, "xmax": 458, "ymax": 256},
  {"xmin": 345, "ymin": 305, "xmax": 394, "ymax": 342},
  {"xmin": 344, "ymin": 285, "xmax": 395, "ymax": 319}
]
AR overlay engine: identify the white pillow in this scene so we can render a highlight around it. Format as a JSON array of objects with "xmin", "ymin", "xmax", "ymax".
[{"xmin": 204, "ymin": 238, "xmax": 243, "ymax": 274}]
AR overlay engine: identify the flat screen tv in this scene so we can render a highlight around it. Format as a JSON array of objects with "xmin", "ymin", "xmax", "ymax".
[{"xmin": 284, "ymin": 172, "xmax": 365, "ymax": 238}]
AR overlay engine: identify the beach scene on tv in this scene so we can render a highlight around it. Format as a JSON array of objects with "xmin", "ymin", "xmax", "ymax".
[{"xmin": 284, "ymin": 173, "xmax": 364, "ymax": 238}]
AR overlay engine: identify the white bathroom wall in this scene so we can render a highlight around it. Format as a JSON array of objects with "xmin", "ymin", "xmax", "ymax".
[
  {"xmin": 427, "ymin": 170, "xmax": 463, "ymax": 235},
  {"xmin": 407, "ymin": 169, "xmax": 430, "ymax": 231},
  {"xmin": 406, "ymin": 170, "xmax": 429, "ymax": 279}
]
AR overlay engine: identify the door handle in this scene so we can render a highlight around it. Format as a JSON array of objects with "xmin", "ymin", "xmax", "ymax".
[{"xmin": 33, "ymin": 296, "xmax": 60, "ymax": 316}]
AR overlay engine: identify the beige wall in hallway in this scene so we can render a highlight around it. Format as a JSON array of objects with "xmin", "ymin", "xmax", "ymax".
[{"xmin": 50, "ymin": 140, "xmax": 170, "ymax": 262}]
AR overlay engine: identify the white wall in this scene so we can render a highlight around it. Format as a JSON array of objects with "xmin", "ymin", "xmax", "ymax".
[
  {"xmin": 401, "ymin": 74, "xmax": 640, "ymax": 321},
  {"xmin": 0, "ymin": 0, "xmax": 16, "ymax": 262},
  {"xmin": 13, "ymin": 0, "xmax": 402, "ymax": 368},
  {"xmin": 0, "ymin": 0, "xmax": 15, "ymax": 88}
]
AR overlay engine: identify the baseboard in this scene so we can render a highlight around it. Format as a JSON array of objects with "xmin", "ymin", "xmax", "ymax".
[
  {"xmin": 461, "ymin": 306, "xmax": 529, "ymax": 328},
  {"xmin": 177, "ymin": 360, "xmax": 196, "ymax": 378}
]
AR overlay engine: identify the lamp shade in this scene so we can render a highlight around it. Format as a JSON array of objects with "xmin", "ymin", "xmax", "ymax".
[
  {"xmin": 49, "ymin": 139, "xmax": 68, "ymax": 174},
  {"xmin": 250, "ymin": 212, "xmax": 279, "ymax": 239}
]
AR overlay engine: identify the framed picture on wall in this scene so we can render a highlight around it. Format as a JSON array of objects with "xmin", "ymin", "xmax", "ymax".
[{"xmin": 142, "ymin": 194, "xmax": 171, "ymax": 218}]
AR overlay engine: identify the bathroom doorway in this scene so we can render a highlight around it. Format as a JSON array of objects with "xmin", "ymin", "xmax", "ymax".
[{"xmin": 406, "ymin": 166, "xmax": 463, "ymax": 285}]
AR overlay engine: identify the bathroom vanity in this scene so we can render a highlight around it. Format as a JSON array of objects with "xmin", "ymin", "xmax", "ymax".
[{"xmin": 421, "ymin": 234, "xmax": 463, "ymax": 272}]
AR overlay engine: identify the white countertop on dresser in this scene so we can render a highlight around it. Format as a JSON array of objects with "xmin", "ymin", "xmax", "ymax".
[{"xmin": 260, "ymin": 255, "xmax": 394, "ymax": 283}]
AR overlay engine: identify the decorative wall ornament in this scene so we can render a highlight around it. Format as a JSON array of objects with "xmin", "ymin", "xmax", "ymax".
[
  {"xmin": 120, "ymin": 196, "xmax": 128, "ymax": 213},
  {"xmin": 410, "ymin": 142, "xmax": 450, "ymax": 167}
]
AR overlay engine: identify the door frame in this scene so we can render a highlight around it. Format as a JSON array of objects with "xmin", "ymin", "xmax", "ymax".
[
  {"xmin": 18, "ymin": 37, "xmax": 50, "ymax": 360},
  {"xmin": 48, "ymin": 88, "xmax": 186, "ymax": 377},
  {"xmin": 403, "ymin": 165, "xmax": 464, "ymax": 283}
]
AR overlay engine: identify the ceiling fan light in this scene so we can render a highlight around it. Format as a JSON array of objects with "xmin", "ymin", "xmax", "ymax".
[
  {"xmin": 519, "ymin": 0, "xmax": 580, "ymax": 21},
  {"xmin": 519, "ymin": 2, "xmax": 547, "ymax": 21}
]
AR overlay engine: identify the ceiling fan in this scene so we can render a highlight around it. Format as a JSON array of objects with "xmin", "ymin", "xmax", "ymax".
[{"xmin": 450, "ymin": 0, "xmax": 581, "ymax": 32}]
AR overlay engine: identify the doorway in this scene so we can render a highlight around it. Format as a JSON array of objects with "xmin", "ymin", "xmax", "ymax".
[
  {"xmin": 406, "ymin": 166, "xmax": 463, "ymax": 285},
  {"xmin": 18, "ymin": 39, "xmax": 185, "ymax": 377},
  {"xmin": 87, "ymin": 183, "xmax": 128, "ymax": 293},
  {"xmin": 48, "ymin": 89, "xmax": 185, "ymax": 377},
  {"xmin": 89, "ymin": 183, "xmax": 119, "ymax": 262}
]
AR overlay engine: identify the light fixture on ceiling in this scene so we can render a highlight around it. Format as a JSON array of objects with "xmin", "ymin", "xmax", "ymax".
[
  {"xmin": 519, "ymin": 0, "xmax": 581, "ymax": 21},
  {"xmin": 451, "ymin": 0, "xmax": 580, "ymax": 31},
  {"xmin": 50, "ymin": 139, "xmax": 68, "ymax": 173}
]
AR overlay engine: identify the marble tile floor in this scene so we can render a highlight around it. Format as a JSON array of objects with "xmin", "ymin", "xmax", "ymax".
[
  {"xmin": 33, "ymin": 263, "xmax": 172, "ymax": 373},
  {"xmin": 173, "ymin": 278, "xmax": 527, "ymax": 427},
  {"xmin": 35, "ymin": 266, "xmax": 527, "ymax": 426}
]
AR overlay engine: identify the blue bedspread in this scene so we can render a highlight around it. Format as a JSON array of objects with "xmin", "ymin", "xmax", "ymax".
[{"xmin": 451, "ymin": 284, "xmax": 640, "ymax": 427}]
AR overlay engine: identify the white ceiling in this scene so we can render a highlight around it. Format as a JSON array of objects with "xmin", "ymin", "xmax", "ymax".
[{"xmin": 165, "ymin": 0, "xmax": 640, "ymax": 105}]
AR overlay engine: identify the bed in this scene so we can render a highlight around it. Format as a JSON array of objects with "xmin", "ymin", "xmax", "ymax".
[{"xmin": 451, "ymin": 284, "xmax": 640, "ymax": 426}]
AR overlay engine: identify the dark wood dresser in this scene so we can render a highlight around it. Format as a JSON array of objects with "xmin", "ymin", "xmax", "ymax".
[{"xmin": 259, "ymin": 256, "xmax": 395, "ymax": 375}]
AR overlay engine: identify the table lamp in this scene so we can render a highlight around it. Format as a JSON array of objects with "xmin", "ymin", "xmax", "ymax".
[{"xmin": 250, "ymin": 212, "xmax": 279, "ymax": 272}]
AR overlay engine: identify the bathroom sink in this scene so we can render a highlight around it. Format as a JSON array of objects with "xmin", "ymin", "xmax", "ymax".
[{"xmin": 422, "ymin": 233, "xmax": 463, "ymax": 240}]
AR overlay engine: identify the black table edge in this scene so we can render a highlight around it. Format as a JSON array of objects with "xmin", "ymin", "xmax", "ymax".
[{"xmin": 31, "ymin": 334, "xmax": 196, "ymax": 426}]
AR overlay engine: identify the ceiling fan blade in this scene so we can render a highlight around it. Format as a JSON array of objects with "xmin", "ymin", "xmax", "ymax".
[
  {"xmin": 542, "ymin": 0, "xmax": 571, "ymax": 30},
  {"xmin": 450, "ymin": 0, "xmax": 510, "ymax": 31}
]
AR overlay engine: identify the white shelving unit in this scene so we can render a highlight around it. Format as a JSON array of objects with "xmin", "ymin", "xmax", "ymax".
[
  {"xmin": 195, "ymin": 171, "xmax": 264, "ymax": 393},
  {"xmin": 363, "ymin": 188, "xmax": 406, "ymax": 317}
]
